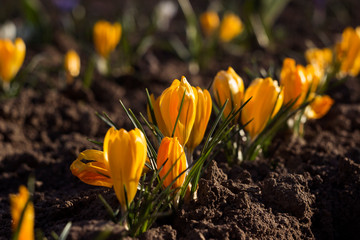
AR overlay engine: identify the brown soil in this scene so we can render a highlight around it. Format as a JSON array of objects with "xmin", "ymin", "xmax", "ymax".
[{"xmin": 1, "ymin": 0, "xmax": 360, "ymax": 239}]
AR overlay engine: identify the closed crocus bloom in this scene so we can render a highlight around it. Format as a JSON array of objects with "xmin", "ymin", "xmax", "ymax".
[
  {"xmin": 241, "ymin": 78, "xmax": 283, "ymax": 139},
  {"xmin": 186, "ymin": 87, "xmax": 212, "ymax": 153},
  {"xmin": 159, "ymin": 76, "xmax": 196, "ymax": 146},
  {"xmin": 93, "ymin": 20, "xmax": 122, "ymax": 58},
  {"xmin": 64, "ymin": 50, "xmax": 80, "ymax": 84},
  {"xmin": 305, "ymin": 48, "xmax": 333, "ymax": 70},
  {"xmin": 157, "ymin": 137, "xmax": 186, "ymax": 190},
  {"xmin": 70, "ymin": 149, "xmax": 113, "ymax": 188},
  {"xmin": 0, "ymin": 38, "xmax": 26, "ymax": 83},
  {"xmin": 305, "ymin": 95, "xmax": 334, "ymax": 119},
  {"xmin": 280, "ymin": 58, "xmax": 309, "ymax": 108},
  {"xmin": 336, "ymin": 27, "xmax": 360, "ymax": 77},
  {"xmin": 104, "ymin": 128, "xmax": 147, "ymax": 209},
  {"xmin": 10, "ymin": 186, "xmax": 34, "ymax": 240},
  {"xmin": 219, "ymin": 13, "xmax": 243, "ymax": 42},
  {"xmin": 147, "ymin": 94, "xmax": 170, "ymax": 136},
  {"xmin": 213, "ymin": 66, "xmax": 244, "ymax": 119},
  {"xmin": 305, "ymin": 64, "xmax": 323, "ymax": 93},
  {"xmin": 200, "ymin": 11, "xmax": 220, "ymax": 37}
]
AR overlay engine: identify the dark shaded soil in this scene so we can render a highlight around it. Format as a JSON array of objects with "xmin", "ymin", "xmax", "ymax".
[{"xmin": 1, "ymin": 0, "xmax": 360, "ymax": 239}]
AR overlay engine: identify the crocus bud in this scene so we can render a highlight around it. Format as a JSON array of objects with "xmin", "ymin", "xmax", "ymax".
[
  {"xmin": 159, "ymin": 76, "xmax": 196, "ymax": 146},
  {"xmin": 157, "ymin": 137, "xmax": 187, "ymax": 190},
  {"xmin": 0, "ymin": 38, "xmax": 26, "ymax": 83},
  {"xmin": 186, "ymin": 87, "xmax": 212, "ymax": 153},
  {"xmin": 199, "ymin": 11, "xmax": 220, "ymax": 37},
  {"xmin": 147, "ymin": 93, "xmax": 170, "ymax": 137},
  {"xmin": 280, "ymin": 58, "xmax": 309, "ymax": 108},
  {"xmin": 104, "ymin": 128, "xmax": 147, "ymax": 209},
  {"xmin": 64, "ymin": 50, "xmax": 80, "ymax": 84},
  {"xmin": 213, "ymin": 66, "xmax": 244, "ymax": 119},
  {"xmin": 219, "ymin": 13, "xmax": 243, "ymax": 42},
  {"xmin": 305, "ymin": 94, "xmax": 334, "ymax": 119},
  {"xmin": 93, "ymin": 20, "xmax": 122, "ymax": 58},
  {"xmin": 335, "ymin": 26, "xmax": 360, "ymax": 77},
  {"xmin": 10, "ymin": 186, "xmax": 34, "ymax": 240},
  {"xmin": 241, "ymin": 78, "xmax": 283, "ymax": 139}
]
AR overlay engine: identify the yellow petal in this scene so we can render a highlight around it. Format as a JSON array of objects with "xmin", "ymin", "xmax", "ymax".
[
  {"xmin": 10, "ymin": 185, "xmax": 34, "ymax": 240},
  {"xmin": 186, "ymin": 87, "xmax": 212, "ymax": 151},
  {"xmin": 93, "ymin": 20, "xmax": 122, "ymax": 58},
  {"xmin": 200, "ymin": 11, "xmax": 220, "ymax": 37},
  {"xmin": 70, "ymin": 149, "xmax": 112, "ymax": 188},
  {"xmin": 306, "ymin": 95, "xmax": 334, "ymax": 119},
  {"xmin": 219, "ymin": 13, "xmax": 243, "ymax": 42},
  {"xmin": 0, "ymin": 38, "xmax": 26, "ymax": 82},
  {"xmin": 64, "ymin": 49, "xmax": 81, "ymax": 78},
  {"xmin": 104, "ymin": 128, "xmax": 147, "ymax": 208}
]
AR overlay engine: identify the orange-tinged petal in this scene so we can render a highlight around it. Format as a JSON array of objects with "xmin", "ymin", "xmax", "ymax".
[
  {"xmin": 70, "ymin": 149, "xmax": 112, "ymax": 188},
  {"xmin": 306, "ymin": 95, "xmax": 334, "ymax": 119},
  {"xmin": 0, "ymin": 38, "xmax": 26, "ymax": 83},
  {"xmin": 93, "ymin": 20, "xmax": 122, "ymax": 58},
  {"xmin": 157, "ymin": 137, "xmax": 186, "ymax": 190},
  {"xmin": 200, "ymin": 11, "xmax": 220, "ymax": 37},
  {"xmin": 10, "ymin": 185, "xmax": 34, "ymax": 240}
]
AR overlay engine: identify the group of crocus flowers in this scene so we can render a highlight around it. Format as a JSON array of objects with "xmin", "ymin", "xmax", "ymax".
[
  {"xmin": 70, "ymin": 76, "xmax": 212, "ymax": 215},
  {"xmin": 200, "ymin": 11, "xmax": 244, "ymax": 42},
  {"xmin": 0, "ymin": 38, "xmax": 26, "ymax": 89}
]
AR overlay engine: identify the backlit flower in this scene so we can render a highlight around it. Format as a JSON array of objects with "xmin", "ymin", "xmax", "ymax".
[
  {"xmin": 158, "ymin": 76, "xmax": 196, "ymax": 146},
  {"xmin": 280, "ymin": 58, "xmax": 309, "ymax": 108},
  {"xmin": 104, "ymin": 128, "xmax": 147, "ymax": 209},
  {"xmin": 305, "ymin": 47, "xmax": 333, "ymax": 70},
  {"xmin": 200, "ymin": 11, "xmax": 220, "ymax": 37},
  {"xmin": 213, "ymin": 66, "xmax": 244, "ymax": 119},
  {"xmin": 147, "ymin": 93, "xmax": 170, "ymax": 137},
  {"xmin": 64, "ymin": 50, "xmax": 80, "ymax": 84},
  {"xmin": 70, "ymin": 149, "xmax": 113, "ymax": 188},
  {"xmin": 305, "ymin": 94, "xmax": 334, "ymax": 119},
  {"xmin": 10, "ymin": 185, "xmax": 34, "ymax": 240},
  {"xmin": 186, "ymin": 86, "xmax": 212, "ymax": 153},
  {"xmin": 93, "ymin": 20, "xmax": 122, "ymax": 58},
  {"xmin": 0, "ymin": 38, "xmax": 26, "ymax": 83},
  {"xmin": 157, "ymin": 137, "xmax": 187, "ymax": 190},
  {"xmin": 219, "ymin": 13, "xmax": 243, "ymax": 42},
  {"xmin": 241, "ymin": 77, "xmax": 283, "ymax": 139}
]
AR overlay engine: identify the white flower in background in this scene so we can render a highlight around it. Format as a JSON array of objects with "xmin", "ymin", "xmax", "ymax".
[
  {"xmin": 155, "ymin": 1, "xmax": 178, "ymax": 31},
  {"xmin": 0, "ymin": 21, "xmax": 17, "ymax": 40}
]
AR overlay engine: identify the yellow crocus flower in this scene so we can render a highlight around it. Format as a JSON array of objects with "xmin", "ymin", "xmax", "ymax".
[
  {"xmin": 199, "ymin": 11, "xmax": 220, "ymax": 37},
  {"xmin": 335, "ymin": 26, "xmax": 360, "ymax": 77},
  {"xmin": 305, "ymin": 94, "xmax": 334, "ymax": 119},
  {"xmin": 213, "ymin": 66, "xmax": 244, "ymax": 119},
  {"xmin": 305, "ymin": 47, "xmax": 333, "ymax": 70},
  {"xmin": 0, "ymin": 38, "xmax": 26, "ymax": 83},
  {"xmin": 64, "ymin": 50, "xmax": 80, "ymax": 84},
  {"xmin": 147, "ymin": 93, "xmax": 170, "ymax": 137},
  {"xmin": 70, "ymin": 149, "xmax": 113, "ymax": 188},
  {"xmin": 158, "ymin": 76, "xmax": 196, "ymax": 146},
  {"xmin": 10, "ymin": 185, "xmax": 34, "ymax": 240},
  {"xmin": 219, "ymin": 13, "xmax": 243, "ymax": 42},
  {"xmin": 280, "ymin": 58, "xmax": 309, "ymax": 108},
  {"xmin": 93, "ymin": 20, "xmax": 122, "ymax": 58},
  {"xmin": 241, "ymin": 77, "xmax": 283, "ymax": 139},
  {"xmin": 186, "ymin": 86, "xmax": 212, "ymax": 154},
  {"xmin": 104, "ymin": 127, "xmax": 147, "ymax": 209},
  {"xmin": 157, "ymin": 137, "xmax": 187, "ymax": 190}
]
